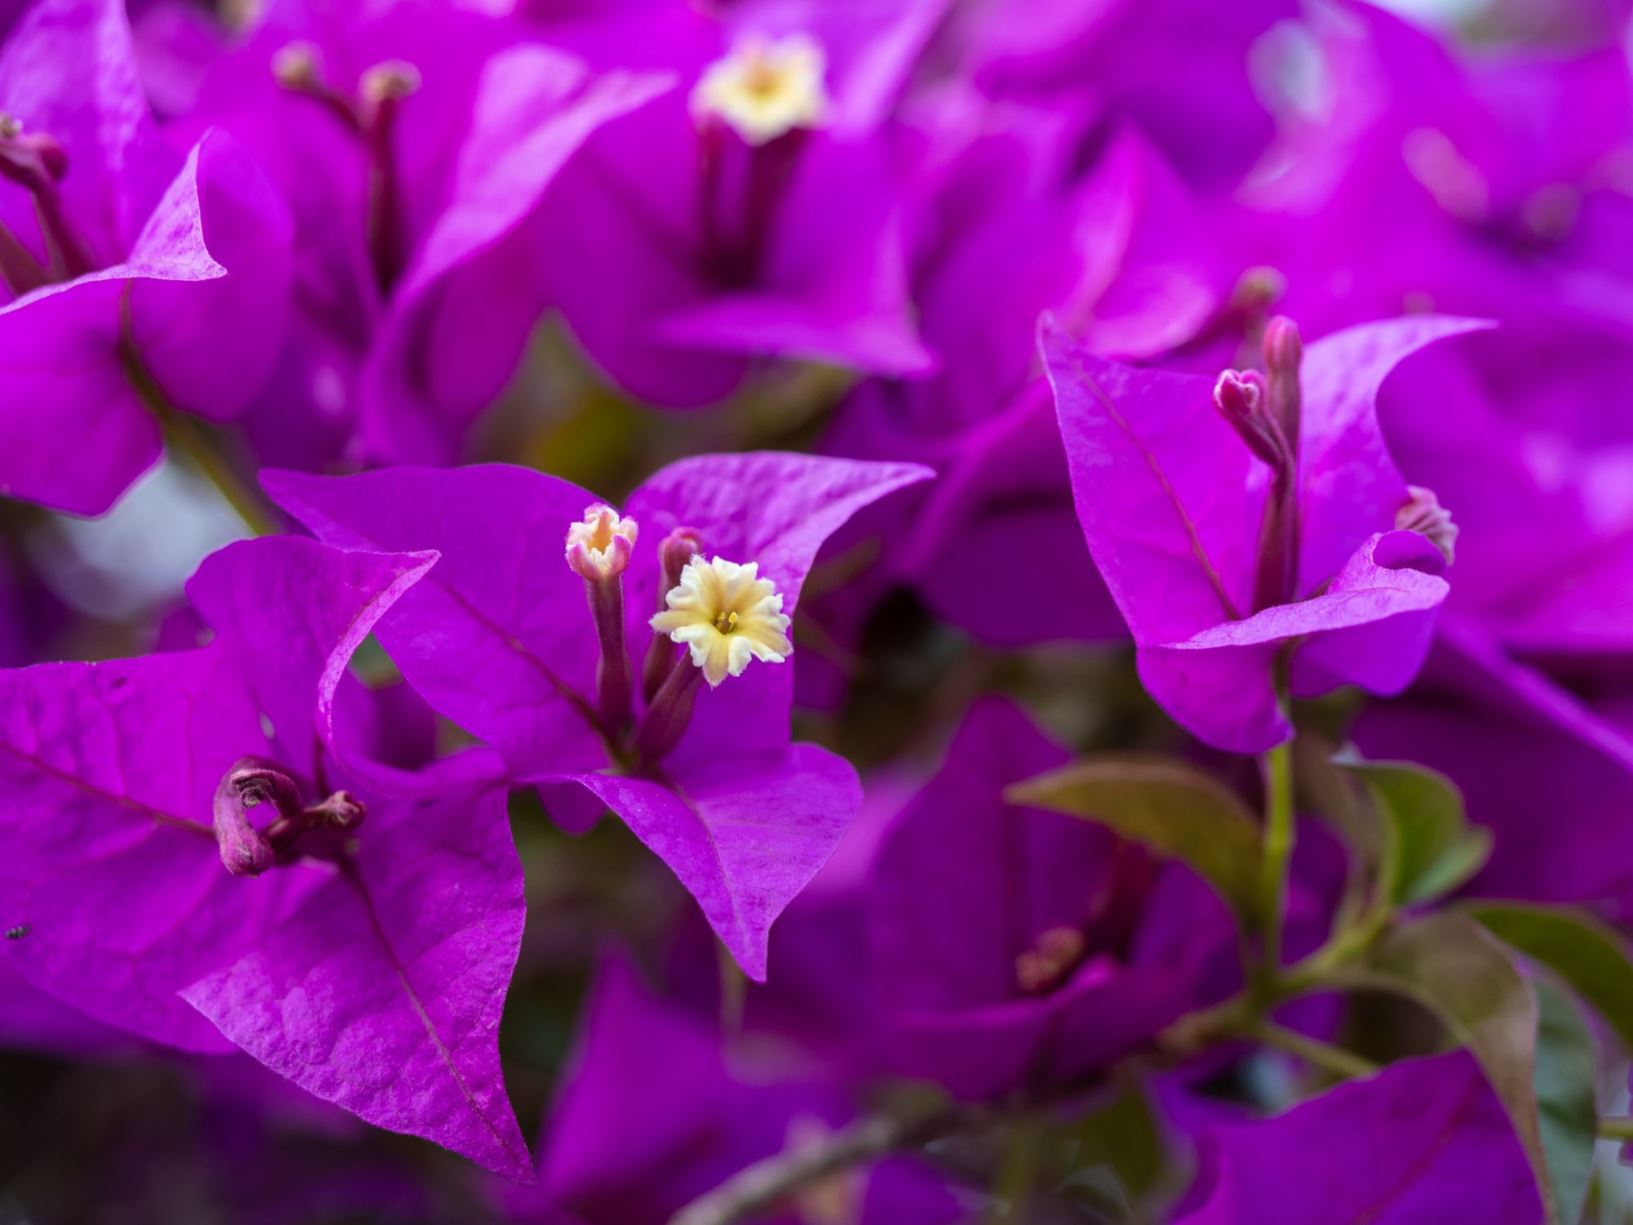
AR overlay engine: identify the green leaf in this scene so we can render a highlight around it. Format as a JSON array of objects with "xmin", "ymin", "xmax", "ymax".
[
  {"xmin": 1470, "ymin": 901, "xmax": 1633, "ymax": 1051},
  {"xmin": 1338, "ymin": 757, "xmax": 1491, "ymax": 905},
  {"xmin": 1349, "ymin": 912, "xmax": 1567, "ymax": 1225},
  {"xmin": 1005, "ymin": 757, "xmax": 1263, "ymax": 927},
  {"xmin": 1533, "ymin": 981, "xmax": 1598, "ymax": 1225},
  {"xmin": 1059, "ymin": 1083, "xmax": 1167, "ymax": 1206}
]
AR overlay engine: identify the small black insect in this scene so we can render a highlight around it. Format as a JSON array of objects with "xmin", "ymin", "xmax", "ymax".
[{"xmin": 5, "ymin": 924, "xmax": 29, "ymax": 940}]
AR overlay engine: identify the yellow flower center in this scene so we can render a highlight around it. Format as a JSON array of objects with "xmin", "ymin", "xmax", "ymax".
[
  {"xmin": 690, "ymin": 33, "xmax": 829, "ymax": 146},
  {"xmin": 651, "ymin": 556, "xmax": 793, "ymax": 687}
]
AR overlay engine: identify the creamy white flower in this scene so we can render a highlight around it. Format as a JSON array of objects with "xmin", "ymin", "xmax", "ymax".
[
  {"xmin": 650, "ymin": 556, "xmax": 793, "ymax": 686},
  {"xmin": 565, "ymin": 504, "xmax": 638, "ymax": 581},
  {"xmin": 690, "ymin": 33, "xmax": 829, "ymax": 146}
]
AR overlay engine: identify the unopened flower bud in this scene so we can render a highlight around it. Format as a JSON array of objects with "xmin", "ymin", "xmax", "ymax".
[
  {"xmin": 1261, "ymin": 315, "xmax": 1303, "ymax": 459},
  {"xmin": 1213, "ymin": 369, "xmax": 1287, "ymax": 469},
  {"xmin": 1230, "ymin": 266, "xmax": 1286, "ymax": 311},
  {"xmin": 354, "ymin": 61, "xmax": 421, "ymax": 291},
  {"xmin": 213, "ymin": 759, "xmax": 300, "ymax": 877},
  {"xmin": 222, "ymin": 0, "xmax": 264, "ymax": 33},
  {"xmin": 1213, "ymin": 368, "xmax": 1263, "ymax": 418},
  {"xmin": 213, "ymin": 760, "xmax": 370, "ymax": 875},
  {"xmin": 1396, "ymin": 485, "xmax": 1458, "ymax": 564},
  {"xmin": 633, "ymin": 653, "xmax": 705, "ymax": 764},
  {"xmin": 1263, "ymin": 315, "xmax": 1303, "ymax": 379},
  {"xmin": 658, "ymin": 527, "xmax": 704, "ymax": 594},
  {"xmin": 271, "ymin": 41, "xmax": 322, "ymax": 91},
  {"xmin": 643, "ymin": 527, "xmax": 705, "ymax": 702},
  {"xmin": 565, "ymin": 504, "xmax": 638, "ymax": 582},
  {"xmin": 264, "ymin": 790, "xmax": 368, "ymax": 865},
  {"xmin": 305, "ymin": 790, "xmax": 366, "ymax": 830},
  {"xmin": 230, "ymin": 760, "xmax": 302, "ymax": 815},
  {"xmin": 359, "ymin": 60, "xmax": 422, "ymax": 108}
]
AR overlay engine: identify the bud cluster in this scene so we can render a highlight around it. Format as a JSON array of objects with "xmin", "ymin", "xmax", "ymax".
[
  {"xmin": 212, "ymin": 757, "xmax": 365, "ymax": 878},
  {"xmin": 561, "ymin": 504, "xmax": 794, "ymax": 768},
  {"xmin": 1214, "ymin": 316, "xmax": 1306, "ymax": 611},
  {"xmin": 270, "ymin": 43, "xmax": 423, "ymax": 289}
]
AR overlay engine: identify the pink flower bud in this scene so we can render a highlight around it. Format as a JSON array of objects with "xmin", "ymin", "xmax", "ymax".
[
  {"xmin": 1213, "ymin": 369, "xmax": 1287, "ymax": 469},
  {"xmin": 643, "ymin": 527, "xmax": 706, "ymax": 702},
  {"xmin": 359, "ymin": 60, "xmax": 423, "ymax": 108},
  {"xmin": 657, "ymin": 526, "xmax": 705, "ymax": 595},
  {"xmin": 1263, "ymin": 315, "xmax": 1303, "ymax": 378},
  {"xmin": 1262, "ymin": 315, "xmax": 1304, "ymax": 460},
  {"xmin": 271, "ymin": 41, "xmax": 323, "ymax": 91}
]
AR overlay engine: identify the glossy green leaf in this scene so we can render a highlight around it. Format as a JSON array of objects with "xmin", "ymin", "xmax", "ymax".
[
  {"xmin": 1349, "ymin": 912, "xmax": 1562, "ymax": 1225},
  {"xmin": 1532, "ymin": 981, "xmax": 1597, "ymax": 1225},
  {"xmin": 1339, "ymin": 756, "xmax": 1491, "ymax": 905},
  {"xmin": 1470, "ymin": 902, "xmax": 1633, "ymax": 1051},
  {"xmin": 1006, "ymin": 757, "xmax": 1263, "ymax": 927}
]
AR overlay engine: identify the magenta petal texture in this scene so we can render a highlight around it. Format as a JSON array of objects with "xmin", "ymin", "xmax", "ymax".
[
  {"xmin": 1041, "ymin": 315, "xmax": 1482, "ymax": 751},
  {"xmin": 0, "ymin": 537, "xmax": 533, "ymax": 1178},
  {"xmin": 180, "ymin": 786, "xmax": 531, "ymax": 1182},
  {"xmin": 5, "ymin": 0, "xmax": 1633, "ymax": 1210},
  {"xmin": 548, "ymin": 744, "xmax": 861, "ymax": 980},
  {"xmin": 1176, "ymin": 1053, "xmax": 1541, "ymax": 1224},
  {"xmin": 0, "ymin": 0, "xmax": 290, "ymax": 513}
]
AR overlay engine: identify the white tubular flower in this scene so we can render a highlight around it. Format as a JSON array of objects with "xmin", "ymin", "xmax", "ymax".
[
  {"xmin": 650, "ymin": 556, "xmax": 793, "ymax": 686},
  {"xmin": 565, "ymin": 504, "xmax": 638, "ymax": 581},
  {"xmin": 690, "ymin": 33, "xmax": 829, "ymax": 146}
]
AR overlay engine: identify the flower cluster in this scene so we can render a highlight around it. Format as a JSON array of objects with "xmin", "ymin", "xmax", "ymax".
[{"xmin": 2, "ymin": 0, "xmax": 1632, "ymax": 1221}]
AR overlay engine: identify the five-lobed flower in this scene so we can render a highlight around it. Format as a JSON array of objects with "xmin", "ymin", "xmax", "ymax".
[
  {"xmin": 651, "ymin": 554, "xmax": 794, "ymax": 688},
  {"xmin": 263, "ymin": 453, "xmax": 932, "ymax": 979},
  {"xmin": 691, "ymin": 32, "xmax": 831, "ymax": 146}
]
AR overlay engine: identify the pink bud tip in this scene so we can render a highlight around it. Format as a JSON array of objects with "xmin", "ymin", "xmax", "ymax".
[
  {"xmin": 657, "ymin": 527, "xmax": 705, "ymax": 594},
  {"xmin": 1263, "ymin": 316, "xmax": 1303, "ymax": 376},
  {"xmin": 271, "ymin": 42, "xmax": 322, "ymax": 90},
  {"xmin": 1213, "ymin": 370, "xmax": 1287, "ymax": 469},
  {"xmin": 360, "ymin": 60, "xmax": 423, "ymax": 106}
]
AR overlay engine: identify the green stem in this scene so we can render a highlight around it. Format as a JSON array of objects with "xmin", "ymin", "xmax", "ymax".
[
  {"xmin": 1600, "ymin": 1117, "xmax": 1633, "ymax": 1143},
  {"xmin": 1278, "ymin": 906, "xmax": 1390, "ymax": 997},
  {"xmin": 162, "ymin": 410, "xmax": 279, "ymax": 538},
  {"xmin": 987, "ymin": 1116, "xmax": 1040, "ymax": 1225},
  {"xmin": 1256, "ymin": 739, "xmax": 1296, "ymax": 995},
  {"xmin": 717, "ymin": 939, "xmax": 746, "ymax": 1034},
  {"xmin": 119, "ymin": 311, "xmax": 276, "ymax": 537},
  {"xmin": 1247, "ymin": 1020, "xmax": 1377, "ymax": 1081}
]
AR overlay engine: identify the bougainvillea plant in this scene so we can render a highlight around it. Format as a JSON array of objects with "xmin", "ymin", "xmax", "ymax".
[{"xmin": 4, "ymin": 0, "xmax": 1633, "ymax": 1222}]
